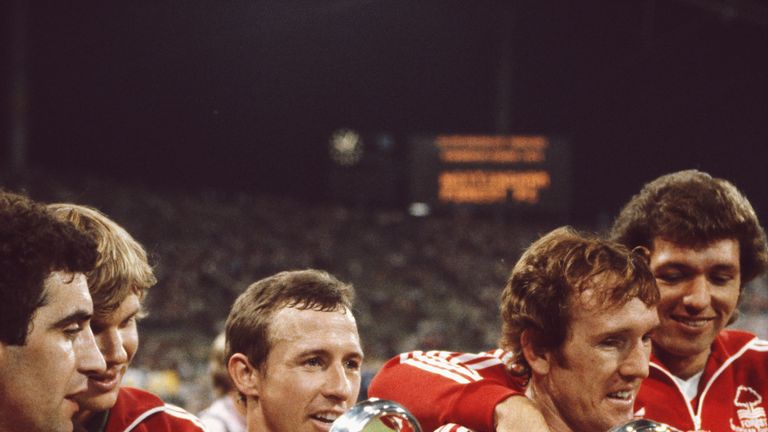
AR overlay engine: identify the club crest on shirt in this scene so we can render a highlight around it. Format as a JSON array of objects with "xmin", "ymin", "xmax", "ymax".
[{"xmin": 730, "ymin": 385, "xmax": 767, "ymax": 432}]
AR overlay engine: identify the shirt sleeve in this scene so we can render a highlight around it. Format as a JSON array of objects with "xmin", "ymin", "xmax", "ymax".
[{"xmin": 368, "ymin": 350, "xmax": 525, "ymax": 432}]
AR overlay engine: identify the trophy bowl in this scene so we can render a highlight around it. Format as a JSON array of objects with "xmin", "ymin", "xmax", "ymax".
[{"xmin": 608, "ymin": 419, "xmax": 681, "ymax": 432}]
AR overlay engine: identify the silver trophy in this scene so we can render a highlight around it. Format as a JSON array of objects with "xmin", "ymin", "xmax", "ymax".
[
  {"xmin": 608, "ymin": 419, "xmax": 681, "ymax": 432},
  {"xmin": 330, "ymin": 398, "xmax": 423, "ymax": 432}
]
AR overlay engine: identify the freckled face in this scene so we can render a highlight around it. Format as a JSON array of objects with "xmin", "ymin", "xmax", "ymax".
[{"xmin": 540, "ymin": 294, "xmax": 659, "ymax": 432}]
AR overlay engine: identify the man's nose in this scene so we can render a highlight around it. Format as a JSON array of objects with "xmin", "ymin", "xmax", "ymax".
[
  {"xmin": 77, "ymin": 325, "xmax": 107, "ymax": 374},
  {"xmin": 322, "ymin": 363, "xmax": 355, "ymax": 402},
  {"xmin": 619, "ymin": 339, "xmax": 651, "ymax": 380},
  {"xmin": 97, "ymin": 328, "xmax": 128, "ymax": 366},
  {"xmin": 683, "ymin": 275, "xmax": 711, "ymax": 312}
]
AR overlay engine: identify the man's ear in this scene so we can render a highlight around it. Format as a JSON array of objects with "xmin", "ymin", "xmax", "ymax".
[
  {"xmin": 520, "ymin": 329, "xmax": 551, "ymax": 375},
  {"xmin": 228, "ymin": 353, "xmax": 261, "ymax": 399}
]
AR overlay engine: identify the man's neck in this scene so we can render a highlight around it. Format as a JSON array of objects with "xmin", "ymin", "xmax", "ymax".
[
  {"xmin": 74, "ymin": 409, "xmax": 110, "ymax": 432},
  {"xmin": 246, "ymin": 403, "xmax": 270, "ymax": 432},
  {"xmin": 653, "ymin": 347, "xmax": 710, "ymax": 380},
  {"xmin": 525, "ymin": 382, "xmax": 574, "ymax": 432}
]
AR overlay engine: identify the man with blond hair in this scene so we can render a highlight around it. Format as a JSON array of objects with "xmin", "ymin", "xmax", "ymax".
[
  {"xmin": 199, "ymin": 332, "xmax": 246, "ymax": 432},
  {"xmin": 50, "ymin": 203, "xmax": 206, "ymax": 432}
]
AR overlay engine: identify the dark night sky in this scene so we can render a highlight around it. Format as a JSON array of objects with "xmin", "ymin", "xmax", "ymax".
[{"xmin": 5, "ymin": 0, "xmax": 768, "ymax": 223}]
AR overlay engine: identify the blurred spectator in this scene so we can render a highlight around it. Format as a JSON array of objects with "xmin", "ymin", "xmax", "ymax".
[{"xmin": 198, "ymin": 333, "xmax": 246, "ymax": 432}]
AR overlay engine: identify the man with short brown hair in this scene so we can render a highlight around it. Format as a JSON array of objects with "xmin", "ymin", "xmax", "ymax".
[{"xmin": 226, "ymin": 269, "xmax": 364, "ymax": 432}]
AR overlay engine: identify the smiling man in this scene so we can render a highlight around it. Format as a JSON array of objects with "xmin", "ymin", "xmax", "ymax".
[
  {"xmin": 369, "ymin": 227, "xmax": 660, "ymax": 432},
  {"xmin": 49, "ymin": 203, "xmax": 206, "ymax": 432},
  {"xmin": 0, "ymin": 191, "xmax": 106, "ymax": 432},
  {"xmin": 610, "ymin": 170, "xmax": 768, "ymax": 431},
  {"xmin": 226, "ymin": 269, "xmax": 364, "ymax": 432}
]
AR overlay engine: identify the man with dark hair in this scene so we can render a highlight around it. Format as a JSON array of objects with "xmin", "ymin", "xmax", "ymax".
[
  {"xmin": 609, "ymin": 169, "xmax": 768, "ymax": 431},
  {"xmin": 226, "ymin": 269, "xmax": 364, "ymax": 432},
  {"xmin": 0, "ymin": 190, "xmax": 106, "ymax": 432},
  {"xmin": 369, "ymin": 227, "xmax": 660, "ymax": 432}
]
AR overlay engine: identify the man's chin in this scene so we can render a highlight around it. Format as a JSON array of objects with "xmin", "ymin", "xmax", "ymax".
[
  {"xmin": 593, "ymin": 402, "xmax": 636, "ymax": 431},
  {"xmin": 659, "ymin": 336, "xmax": 711, "ymax": 359},
  {"xmin": 76, "ymin": 391, "xmax": 120, "ymax": 413},
  {"xmin": 600, "ymin": 414, "xmax": 634, "ymax": 432},
  {"xmin": 574, "ymin": 418, "xmax": 620, "ymax": 432},
  {"xmin": 565, "ymin": 407, "xmax": 632, "ymax": 432}
]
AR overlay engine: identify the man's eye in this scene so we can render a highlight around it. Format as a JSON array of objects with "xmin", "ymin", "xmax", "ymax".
[
  {"xmin": 304, "ymin": 357, "xmax": 323, "ymax": 367},
  {"xmin": 642, "ymin": 332, "xmax": 654, "ymax": 344},
  {"xmin": 656, "ymin": 271, "xmax": 684, "ymax": 284},
  {"xmin": 600, "ymin": 338, "xmax": 623, "ymax": 348},
  {"xmin": 64, "ymin": 323, "xmax": 84, "ymax": 339},
  {"xmin": 710, "ymin": 273, "xmax": 734, "ymax": 285},
  {"xmin": 120, "ymin": 316, "xmax": 137, "ymax": 329},
  {"xmin": 345, "ymin": 359, "xmax": 361, "ymax": 371}
]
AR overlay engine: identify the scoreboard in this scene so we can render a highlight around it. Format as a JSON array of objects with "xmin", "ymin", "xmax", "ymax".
[{"xmin": 409, "ymin": 135, "xmax": 571, "ymax": 215}]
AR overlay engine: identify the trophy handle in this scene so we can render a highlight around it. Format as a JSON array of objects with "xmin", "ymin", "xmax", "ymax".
[{"xmin": 330, "ymin": 398, "xmax": 423, "ymax": 432}]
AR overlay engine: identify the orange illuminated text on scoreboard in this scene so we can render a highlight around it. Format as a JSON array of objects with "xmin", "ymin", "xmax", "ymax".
[
  {"xmin": 434, "ymin": 135, "xmax": 552, "ymax": 205},
  {"xmin": 438, "ymin": 170, "xmax": 551, "ymax": 204},
  {"xmin": 436, "ymin": 135, "xmax": 548, "ymax": 164}
]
